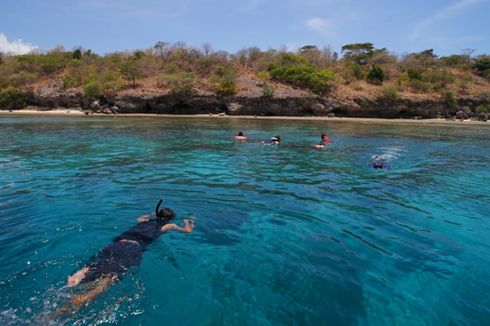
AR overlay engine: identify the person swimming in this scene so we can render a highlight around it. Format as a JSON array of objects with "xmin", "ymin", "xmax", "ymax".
[
  {"xmin": 314, "ymin": 133, "xmax": 330, "ymax": 149},
  {"xmin": 54, "ymin": 200, "xmax": 195, "ymax": 317},
  {"xmin": 261, "ymin": 135, "xmax": 281, "ymax": 145},
  {"xmin": 369, "ymin": 155, "xmax": 389, "ymax": 169},
  {"xmin": 321, "ymin": 133, "xmax": 330, "ymax": 144},
  {"xmin": 270, "ymin": 135, "xmax": 281, "ymax": 145},
  {"xmin": 235, "ymin": 131, "xmax": 247, "ymax": 140}
]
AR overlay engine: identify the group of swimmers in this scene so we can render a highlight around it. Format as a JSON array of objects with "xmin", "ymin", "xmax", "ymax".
[
  {"xmin": 235, "ymin": 131, "xmax": 389, "ymax": 169},
  {"xmin": 235, "ymin": 131, "xmax": 330, "ymax": 148}
]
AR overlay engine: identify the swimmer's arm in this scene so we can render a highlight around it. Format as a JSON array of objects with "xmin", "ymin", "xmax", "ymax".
[
  {"xmin": 161, "ymin": 219, "xmax": 195, "ymax": 233},
  {"xmin": 137, "ymin": 212, "xmax": 155, "ymax": 223},
  {"xmin": 67, "ymin": 267, "xmax": 89, "ymax": 287}
]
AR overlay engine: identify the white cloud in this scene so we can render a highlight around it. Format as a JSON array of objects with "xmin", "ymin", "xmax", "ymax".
[
  {"xmin": 305, "ymin": 17, "xmax": 332, "ymax": 36},
  {"xmin": 0, "ymin": 33, "xmax": 38, "ymax": 55},
  {"xmin": 410, "ymin": 0, "xmax": 482, "ymax": 41}
]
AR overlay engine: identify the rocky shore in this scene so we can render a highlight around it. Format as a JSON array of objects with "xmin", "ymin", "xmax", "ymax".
[{"xmin": 4, "ymin": 91, "xmax": 489, "ymax": 121}]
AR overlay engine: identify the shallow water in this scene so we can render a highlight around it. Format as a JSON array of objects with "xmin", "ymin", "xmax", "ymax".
[{"xmin": 0, "ymin": 116, "xmax": 489, "ymax": 325}]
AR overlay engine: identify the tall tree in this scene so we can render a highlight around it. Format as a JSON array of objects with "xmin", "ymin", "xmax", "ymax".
[
  {"xmin": 153, "ymin": 41, "xmax": 169, "ymax": 59},
  {"xmin": 462, "ymin": 48, "xmax": 476, "ymax": 65},
  {"xmin": 341, "ymin": 43, "xmax": 374, "ymax": 64},
  {"xmin": 121, "ymin": 57, "xmax": 142, "ymax": 88},
  {"xmin": 201, "ymin": 43, "xmax": 213, "ymax": 57}
]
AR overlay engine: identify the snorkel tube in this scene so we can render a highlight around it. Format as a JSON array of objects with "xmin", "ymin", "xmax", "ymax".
[{"xmin": 155, "ymin": 199, "xmax": 163, "ymax": 218}]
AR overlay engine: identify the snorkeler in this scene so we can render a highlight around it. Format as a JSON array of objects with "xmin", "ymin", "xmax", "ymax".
[
  {"xmin": 314, "ymin": 133, "xmax": 330, "ymax": 149},
  {"xmin": 54, "ymin": 200, "xmax": 194, "ymax": 317},
  {"xmin": 235, "ymin": 131, "xmax": 247, "ymax": 140},
  {"xmin": 270, "ymin": 135, "xmax": 281, "ymax": 145},
  {"xmin": 369, "ymin": 155, "xmax": 389, "ymax": 169},
  {"xmin": 261, "ymin": 135, "xmax": 281, "ymax": 145}
]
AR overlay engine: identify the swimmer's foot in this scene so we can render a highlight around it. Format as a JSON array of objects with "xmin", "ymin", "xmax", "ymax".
[{"xmin": 67, "ymin": 267, "xmax": 89, "ymax": 287}]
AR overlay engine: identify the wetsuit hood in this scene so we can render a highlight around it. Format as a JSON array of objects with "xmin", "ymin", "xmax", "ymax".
[{"xmin": 155, "ymin": 199, "xmax": 175, "ymax": 220}]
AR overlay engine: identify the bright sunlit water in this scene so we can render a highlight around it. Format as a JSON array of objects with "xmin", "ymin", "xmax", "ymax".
[{"xmin": 0, "ymin": 116, "xmax": 489, "ymax": 325}]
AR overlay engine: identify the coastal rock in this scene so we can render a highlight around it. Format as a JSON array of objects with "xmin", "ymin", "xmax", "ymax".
[
  {"xmin": 90, "ymin": 101, "xmax": 101, "ymax": 111},
  {"xmin": 227, "ymin": 102, "xmax": 242, "ymax": 113},
  {"xmin": 31, "ymin": 91, "xmax": 83, "ymax": 109},
  {"xmin": 311, "ymin": 103, "xmax": 327, "ymax": 115},
  {"xmin": 11, "ymin": 91, "xmax": 490, "ymax": 119},
  {"xmin": 456, "ymin": 110, "xmax": 467, "ymax": 120},
  {"xmin": 462, "ymin": 106, "xmax": 474, "ymax": 118},
  {"xmin": 477, "ymin": 113, "xmax": 488, "ymax": 121}
]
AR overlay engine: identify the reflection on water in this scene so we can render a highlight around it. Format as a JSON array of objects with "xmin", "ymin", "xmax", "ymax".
[{"xmin": 0, "ymin": 116, "xmax": 489, "ymax": 325}]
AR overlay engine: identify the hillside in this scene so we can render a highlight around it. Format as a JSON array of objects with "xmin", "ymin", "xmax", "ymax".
[{"xmin": 1, "ymin": 43, "xmax": 489, "ymax": 119}]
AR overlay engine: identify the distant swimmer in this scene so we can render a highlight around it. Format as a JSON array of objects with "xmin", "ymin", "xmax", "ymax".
[
  {"xmin": 235, "ymin": 131, "xmax": 247, "ymax": 140},
  {"xmin": 261, "ymin": 135, "xmax": 281, "ymax": 145},
  {"xmin": 314, "ymin": 133, "xmax": 330, "ymax": 149},
  {"xmin": 52, "ymin": 200, "xmax": 195, "ymax": 318},
  {"xmin": 369, "ymin": 155, "xmax": 390, "ymax": 169},
  {"xmin": 270, "ymin": 135, "xmax": 281, "ymax": 145}
]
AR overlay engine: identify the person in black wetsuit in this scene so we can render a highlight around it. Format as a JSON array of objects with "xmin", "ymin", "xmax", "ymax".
[
  {"xmin": 369, "ymin": 155, "xmax": 389, "ymax": 169},
  {"xmin": 57, "ymin": 200, "xmax": 195, "ymax": 316}
]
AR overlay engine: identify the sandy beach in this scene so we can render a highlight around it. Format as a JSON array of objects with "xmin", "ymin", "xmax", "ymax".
[{"xmin": 1, "ymin": 108, "xmax": 489, "ymax": 126}]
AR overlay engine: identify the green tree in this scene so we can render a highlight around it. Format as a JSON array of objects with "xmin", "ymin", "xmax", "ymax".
[
  {"xmin": 268, "ymin": 53, "xmax": 335, "ymax": 93},
  {"xmin": 211, "ymin": 65, "xmax": 237, "ymax": 96},
  {"xmin": 0, "ymin": 87, "xmax": 31, "ymax": 109},
  {"xmin": 367, "ymin": 65, "xmax": 385, "ymax": 85},
  {"xmin": 300, "ymin": 45, "xmax": 318, "ymax": 52},
  {"xmin": 407, "ymin": 68, "xmax": 422, "ymax": 80},
  {"xmin": 417, "ymin": 49, "xmax": 437, "ymax": 68},
  {"xmin": 299, "ymin": 45, "xmax": 324, "ymax": 67},
  {"xmin": 442, "ymin": 91, "xmax": 457, "ymax": 109},
  {"xmin": 341, "ymin": 43, "xmax": 374, "ymax": 64},
  {"xmin": 101, "ymin": 69, "xmax": 124, "ymax": 92},
  {"xmin": 379, "ymin": 85, "xmax": 400, "ymax": 102},
  {"xmin": 133, "ymin": 50, "xmax": 145, "ymax": 60},
  {"xmin": 349, "ymin": 63, "xmax": 366, "ymax": 80},
  {"xmin": 421, "ymin": 70, "xmax": 455, "ymax": 90},
  {"xmin": 84, "ymin": 80, "xmax": 103, "ymax": 98},
  {"xmin": 73, "ymin": 49, "xmax": 82, "ymax": 60},
  {"xmin": 121, "ymin": 58, "xmax": 142, "ymax": 88},
  {"xmin": 161, "ymin": 72, "xmax": 196, "ymax": 98},
  {"xmin": 261, "ymin": 83, "xmax": 275, "ymax": 98},
  {"xmin": 473, "ymin": 57, "xmax": 490, "ymax": 78},
  {"xmin": 256, "ymin": 70, "xmax": 270, "ymax": 80},
  {"xmin": 9, "ymin": 71, "xmax": 38, "ymax": 88},
  {"xmin": 440, "ymin": 55, "xmax": 466, "ymax": 67}
]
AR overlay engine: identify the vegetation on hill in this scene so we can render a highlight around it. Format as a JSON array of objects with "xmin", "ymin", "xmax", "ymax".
[{"xmin": 0, "ymin": 42, "xmax": 489, "ymax": 108}]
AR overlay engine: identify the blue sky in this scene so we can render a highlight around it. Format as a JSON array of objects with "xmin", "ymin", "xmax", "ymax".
[{"xmin": 1, "ymin": 0, "xmax": 489, "ymax": 56}]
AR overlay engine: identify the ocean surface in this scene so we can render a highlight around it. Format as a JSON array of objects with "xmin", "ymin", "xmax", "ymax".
[{"xmin": 0, "ymin": 116, "xmax": 489, "ymax": 325}]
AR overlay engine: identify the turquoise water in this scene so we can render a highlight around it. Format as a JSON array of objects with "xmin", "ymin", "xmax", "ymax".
[{"xmin": 0, "ymin": 116, "xmax": 489, "ymax": 325}]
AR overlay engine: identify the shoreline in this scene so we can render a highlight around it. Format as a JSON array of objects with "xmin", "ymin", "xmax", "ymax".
[{"xmin": 1, "ymin": 109, "xmax": 489, "ymax": 126}]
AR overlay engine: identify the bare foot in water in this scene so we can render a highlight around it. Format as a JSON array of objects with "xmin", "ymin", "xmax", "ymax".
[{"xmin": 67, "ymin": 267, "xmax": 89, "ymax": 287}]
